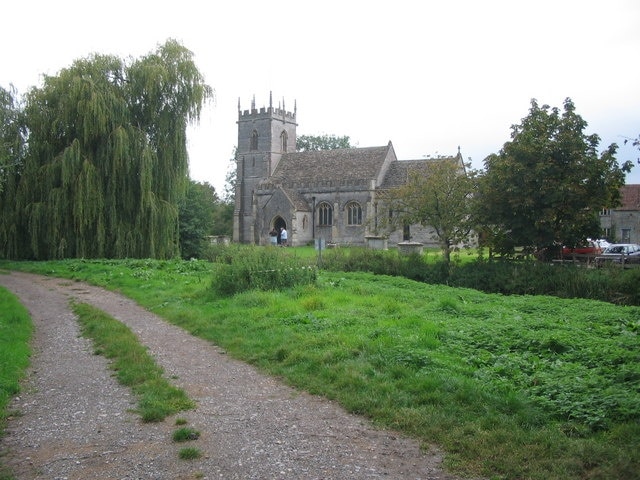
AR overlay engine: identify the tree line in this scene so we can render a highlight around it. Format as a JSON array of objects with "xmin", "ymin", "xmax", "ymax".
[
  {"xmin": 381, "ymin": 98, "xmax": 633, "ymax": 261},
  {"xmin": 0, "ymin": 39, "xmax": 233, "ymax": 260},
  {"xmin": 283, "ymin": 108, "xmax": 633, "ymax": 262},
  {"xmin": 0, "ymin": 41, "xmax": 635, "ymax": 261}
]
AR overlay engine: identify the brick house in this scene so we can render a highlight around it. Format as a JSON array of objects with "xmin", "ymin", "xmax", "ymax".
[{"xmin": 600, "ymin": 184, "xmax": 640, "ymax": 243}]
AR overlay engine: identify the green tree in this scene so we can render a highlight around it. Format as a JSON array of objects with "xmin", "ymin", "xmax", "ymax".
[
  {"xmin": 477, "ymin": 98, "xmax": 632, "ymax": 256},
  {"xmin": 212, "ymin": 148, "xmax": 237, "ymax": 238},
  {"xmin": 211, "ymin": 201, "xmax": 233, "ymax": 237},
  {"xmin": 380, "ymin": 158, "xmax": 476, "ymax": 262},
  {"xmin": 624, "ymin": 134, "xmax": 640, "ymax": 166},
  {"xmin": 222, "ymin": 147, "xmax": 237, "ymax": 204},
  {"xmin": 179, "ymin": 180, "xmax": 218, "ymax": 259},
  {"xmin": 0, "ymin": 85, "xmax": 24, "ymax": 193},
  {"xmin": 296, "ymin": 133, "xmax": 352, "ymax": 151},
  {"xmin": 0, "ymin": 39, "xmax": 213, "ymax": 259}
]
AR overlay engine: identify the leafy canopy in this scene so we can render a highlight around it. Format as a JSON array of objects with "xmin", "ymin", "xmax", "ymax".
[
  {"xmin": 0, "ymin": 85, "xmax": 24, "ymax": 193},
  {"xmin": 0, "ymin": 39, "xmax": 213, "ymax": 260},
  {"xmin": 178, "ymin": 180, "xmax": 218, "ymax": 259},
  {"xmin": 380, "ymin": 157, "xmax": 477, "ymax": 262},
  {"xmin": 296, "ymin": 133, "xmax": 352, "ymax": 151},
  {"xmin": 477, "ymin": 98, "xmax": 631, "ymax": 254}
]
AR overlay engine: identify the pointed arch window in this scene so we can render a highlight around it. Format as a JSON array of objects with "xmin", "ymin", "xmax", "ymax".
[
  {"xmin": 346, "ymin": 201, "xmax": 362, "ymax": 225},
  {"xmin": 318, "ymin": 202, "xmax": 333, "ymax": 226},
  {"xmin": 280, "ymin": 130, "xmax": 288, "ymax": 152},
  {"xmin": 250, "ymin": 130, "xmax": 259, "ymax": 151}
]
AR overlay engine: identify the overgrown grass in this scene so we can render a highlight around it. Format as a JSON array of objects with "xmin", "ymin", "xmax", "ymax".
[
  {"xmin": 1, "ymin": 254, "xmax": 639, "ymax": 479},
  {"xmin": 72, "ymin": 302, "xmax": 194, "ymax": 422},
  {"xmin": 321, "ymin": 247, "xmax": 640, "ymax": 305},
  {"xmin": 209, "ymin": 244, "xmax": 316, "ymax": 295},
  {"xmin": 0, "ymin": 286, "xmax": 33, "ymax": 480}
]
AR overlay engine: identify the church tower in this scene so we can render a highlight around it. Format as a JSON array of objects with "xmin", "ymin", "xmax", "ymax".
[{"xmin": 233, "ymin": 93, "xmax": 297, "ymax": 244}]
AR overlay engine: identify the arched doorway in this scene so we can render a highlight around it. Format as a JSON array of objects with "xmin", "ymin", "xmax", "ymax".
[{"xmin": 273, "ymin": 216, "xmax": 287, "ymax": 245}]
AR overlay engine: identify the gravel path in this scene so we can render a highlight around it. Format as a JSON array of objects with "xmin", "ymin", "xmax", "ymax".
[{"xmin": 0, "ymin": 271, "xmax": 470, "ymax": 480}]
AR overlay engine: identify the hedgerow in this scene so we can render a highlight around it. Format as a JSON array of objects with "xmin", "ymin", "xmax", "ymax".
[{"xmin": 321, "ymin": 248, "xmax": 640, "ymax": 306}]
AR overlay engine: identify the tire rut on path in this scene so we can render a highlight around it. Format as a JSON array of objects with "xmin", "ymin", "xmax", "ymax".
[{"xmin": 0, "ymin": 271, "xmax": 470, "ymax": 480}]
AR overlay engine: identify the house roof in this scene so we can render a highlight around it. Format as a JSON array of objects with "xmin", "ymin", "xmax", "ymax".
[
  {"xmin": 619, "ymin": 184, "xmax": 640, "ymax": 210},
  {"xmin": 270, "ymin": 143, "xmax": 393, "ymax": 185}
]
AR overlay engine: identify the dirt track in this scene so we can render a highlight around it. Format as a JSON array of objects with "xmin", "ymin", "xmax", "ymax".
[{"xmin": 0, "ymin": 271, "xmax": 471, "ymax": 479}]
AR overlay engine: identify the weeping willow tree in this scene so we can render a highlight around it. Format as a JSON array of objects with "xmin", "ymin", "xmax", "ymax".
[
  {"xmin": 0, "ymin": 85, "xmax": 25, "ymax": 195},
  {"xmin": 0, "ymin": 39, "xmax": 212, "ymax": 259}
]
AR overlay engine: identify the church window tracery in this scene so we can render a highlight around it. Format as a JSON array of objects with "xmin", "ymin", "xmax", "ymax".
[
  {"xmin": 318, "ymin": 202, "xmax": 333, "ymax": 226},
  {"xmin": 280, "ymin": 130, "xmax": 288, "ymax": 152},
  {"xmin": 250, "ymin": 130, "xmax": 259, "ymax": 151},
  {"xmin": 346, "ymin": 202, "xmax": 362, "ymax": 225}
]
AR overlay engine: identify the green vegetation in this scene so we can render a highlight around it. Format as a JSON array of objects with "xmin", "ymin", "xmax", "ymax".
[
  {"xmin": 209, "ymin": 244, "xmax": 316, "ymax": 295},
  {"xmin": 178, "ymin": 447, "xmax": 202, "ymax": 460},
  {"xmin": 179, "ymin": 180, "xmax": 232, "ymax": 259},
  {"xmin": 1, "ymin": 254, "xmax": 638, "ymax": 479},
  {"xmin": 72, "ymin": 302, "xmax": 194, "ymax": 422},
  {"xmin": 0, "ymin": 40, "xmax": 212, "ymax": 260},
  {"xmin": 296, "ymin": 133, "xmax": 353, "ymax": 151},
  {"xmin": 379, "ymin": 157, "xmax": 476, "ymax": 262},
  {"xmin": 0, "ymin": 287, "xmax": 32, "ymax": 480},
  {"xmin": 320, "ymin": 247, "xmax": 640, "ymax": 306},
  {"xmin": 172, "ymin": 426, "xmax": 201, "ymax": 442},
  {"xmin": 476, "ymin": 98, "xmax": 631, "ymax": 256},
  {"xmin": 0, "ymin": 86, "xmax": 22, "ymax": 196},
  {"xmin": 0, "ymin": 288, "xmax": 32, "ymax": 424}
]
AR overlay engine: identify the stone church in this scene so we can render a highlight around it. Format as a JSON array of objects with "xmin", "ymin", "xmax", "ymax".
[{"xmin": 232, "ymin": 94, "xmax": 463, "ymax": 248}]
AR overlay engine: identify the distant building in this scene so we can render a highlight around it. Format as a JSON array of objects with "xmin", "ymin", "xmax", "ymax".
[
  {"xmin": 232, "ymin": 94, "xmax": 463, "ymax": 247},
  {"xmin": 600, "ymin": 184, "xmax": 640, "ymax": 243}
]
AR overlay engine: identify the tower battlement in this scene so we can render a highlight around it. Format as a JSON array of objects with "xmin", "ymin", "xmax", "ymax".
[
  {"xmin": 239, "ymin": 107, "xmax": 296, "ymax": 120},
  {"xmin": 234, "ymin": 91, "xmax": 298, "ymax": 244},
  {"xmin": 238, "ymin": 92, "xmax": 296, "ymax": 121}
]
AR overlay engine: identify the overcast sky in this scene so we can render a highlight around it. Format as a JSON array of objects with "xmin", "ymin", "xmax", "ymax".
[{"xmin": 3, "ymin": 0, "xmax": 639, "ymax": 193}]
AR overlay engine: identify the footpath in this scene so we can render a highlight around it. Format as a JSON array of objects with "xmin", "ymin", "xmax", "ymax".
[{"xmin": 0, "ymin": 271, "xmax": 468, "ymax": 480}]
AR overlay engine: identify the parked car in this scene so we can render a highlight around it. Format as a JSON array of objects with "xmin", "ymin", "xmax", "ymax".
[
  {"xmin": 562, "ymin": 240, "xmax": 602, "ymax": 256},
  {"xmin": 597, "ymin": 244, "xmax": 640, "ymax": 264}
]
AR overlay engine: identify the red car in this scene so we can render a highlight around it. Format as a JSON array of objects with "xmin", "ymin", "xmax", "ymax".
[{"xmin": 562, "ymin": 241, "xmax": 602, "ymax": 256}]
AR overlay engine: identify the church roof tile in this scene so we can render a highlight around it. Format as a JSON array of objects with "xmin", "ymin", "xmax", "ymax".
[
  {"xmin": 379, "ymin": 156, "xmax": 459, "ymax": 189},
  {"xmin": 271, "ymin": 145, "xmax": 391, "ymax": 185}
]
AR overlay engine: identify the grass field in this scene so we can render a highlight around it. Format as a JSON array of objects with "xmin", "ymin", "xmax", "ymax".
[
  {"xmin": 0, "ymin": 287, "xmax": 33, "ymax": 480},
  {"xmin": 1, "ymin": 254, "xmax": 638, "ymax": 480}
]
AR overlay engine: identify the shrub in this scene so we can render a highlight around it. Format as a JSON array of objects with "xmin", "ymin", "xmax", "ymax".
[
  {"xmin": 178, "ymin": 447, "xmax": 202, "ymax": 460},
  {"xmin": 447, "ymin": 260, "xmax": 640, "ymax": 305},
  {"xmin": 210, "ymin": 246, "xmax": 317, "ymax": 296},
  {"xmin": 607, "ymin": 267, "xmax": 640, "ymax": 305},
  {"xmin": 173, "ymin": 427, "xmax": 201, "ymax": 442},
  {"xmin": 323, "ymin": 248, "xmax": 418, "ymax": 278}
]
